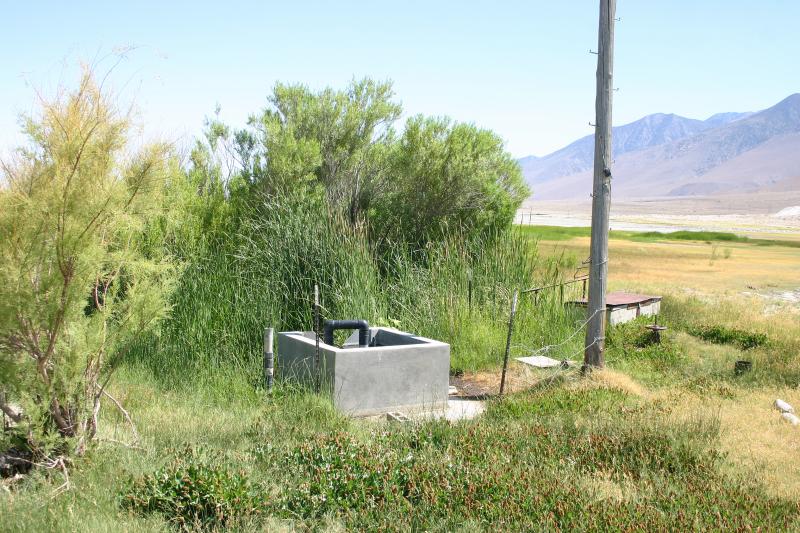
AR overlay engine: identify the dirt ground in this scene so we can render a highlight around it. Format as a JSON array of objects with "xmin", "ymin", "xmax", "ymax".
[{"xmin": 451, "ymin": 362, "xmax": 575, "ymax": 398}]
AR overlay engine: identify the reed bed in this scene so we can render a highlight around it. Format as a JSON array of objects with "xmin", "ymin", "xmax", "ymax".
[{"xmin": 127, "ymin": 196, "xmax": 584, "ymax": 391}]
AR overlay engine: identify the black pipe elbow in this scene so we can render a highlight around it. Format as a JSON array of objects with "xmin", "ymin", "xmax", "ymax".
[{"xmin": 323, "ymin": 319, "xmax": 370, "ymax": 347}]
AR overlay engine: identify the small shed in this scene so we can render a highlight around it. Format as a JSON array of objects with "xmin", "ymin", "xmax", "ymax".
[{"xmin": 571, "ymin": 292, "xmax": 662, "ymax": 326}]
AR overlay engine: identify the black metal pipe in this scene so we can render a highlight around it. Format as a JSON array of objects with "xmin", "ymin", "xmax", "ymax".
[{"xmin": 323, "ymin": 319, "xmax": 370, "ymax": 347}]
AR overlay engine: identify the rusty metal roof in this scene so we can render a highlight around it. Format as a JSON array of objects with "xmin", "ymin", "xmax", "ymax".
[{"xmin": 573, "ymin": 291, "xmax": 662, "ymax": 307}]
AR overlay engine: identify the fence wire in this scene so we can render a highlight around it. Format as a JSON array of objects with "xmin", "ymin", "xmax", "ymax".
[{"xmin": 511, "ymin": 308, "xmax": 603, "ymax": 360}]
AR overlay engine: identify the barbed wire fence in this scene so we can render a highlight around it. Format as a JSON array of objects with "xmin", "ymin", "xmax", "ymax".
[{"xmin": 498, "ymin": 274, "xmax": 606, "ymax": 396}]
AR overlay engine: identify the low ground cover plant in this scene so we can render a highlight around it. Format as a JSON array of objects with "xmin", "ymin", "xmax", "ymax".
[
  {"xmin": 121, "ymin": 446, "xmax": 265, "ymax": 530},
  {"xmin": 690, "ymin": 324, "xmax": 768, "ymax": 350},
  {"xmin": 118, "ymin": 384, "xmax": 800, "ymax": 530}
]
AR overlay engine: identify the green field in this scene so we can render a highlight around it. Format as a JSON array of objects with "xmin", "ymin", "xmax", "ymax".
[{"xmin": 519, "ymin": 224, "xmax": 800, "ymax": 248}]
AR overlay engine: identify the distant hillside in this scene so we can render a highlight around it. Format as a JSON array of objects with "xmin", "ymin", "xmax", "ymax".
[{"xmin": 520, "ymin": 94, "xmax": 800, "ymax": 199}]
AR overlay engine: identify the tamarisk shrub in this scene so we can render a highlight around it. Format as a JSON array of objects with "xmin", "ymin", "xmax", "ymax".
[{"xmin": 0, "ymin": 70, "xmax": 177, "ymax": 453}]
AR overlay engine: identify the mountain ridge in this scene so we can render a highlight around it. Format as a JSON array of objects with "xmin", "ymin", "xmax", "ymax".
[{"xmin": 520, "ymin": 94, "xmax": 800, "ymax": 200}]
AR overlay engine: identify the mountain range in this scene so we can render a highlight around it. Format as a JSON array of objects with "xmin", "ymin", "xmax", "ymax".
[{"xmin": 519, "ymin": 94, "xmax": 800, "ymax": 200}]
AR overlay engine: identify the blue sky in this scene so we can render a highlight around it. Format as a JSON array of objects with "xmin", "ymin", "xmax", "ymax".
[{"xmin": 1, "ymin": 1, "xmax": 798, "ymax": 157}]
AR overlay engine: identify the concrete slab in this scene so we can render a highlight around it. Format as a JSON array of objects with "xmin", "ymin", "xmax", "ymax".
[
  {"xmin": 516, "ymin": 356, "xmax": 574, "ymax": 369},
  {"xmin": 388, "ymin": 397, "xmax": 486, "ymax": 422},
  {"xmin": 386, "ymin": 411, "xmax": 411, "ymax": 423},
  {"xmin": 444, "ymin": 398, "xmax": 486, "ymax": 421}
]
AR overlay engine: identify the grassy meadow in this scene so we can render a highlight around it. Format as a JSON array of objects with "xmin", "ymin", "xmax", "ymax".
[
  {"xmin": 3, "ymin": 221, "xmax": 800, "ymax": 531},
  {"xmin": 523, "ymin": 224, "xmax": 800, "ymax": 499},
  {"xmin": 523, "ymin": 224, "xmax": 800, "ymax": 294}
]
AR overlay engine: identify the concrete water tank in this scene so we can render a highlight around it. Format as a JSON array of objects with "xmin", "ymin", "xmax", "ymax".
[{"xmin": 277, "ymin": 326, "xmax": 450, "ymax": 416}]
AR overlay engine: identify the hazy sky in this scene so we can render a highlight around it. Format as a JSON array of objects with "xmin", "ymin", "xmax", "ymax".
[{"xmin": 2, "ymin": 1, "xmax": 799, "ymax": 157}]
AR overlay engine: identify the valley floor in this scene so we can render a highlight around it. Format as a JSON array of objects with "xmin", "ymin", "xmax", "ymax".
[{"xmin": 520, "ymin": 191, "xmax": 800, "ymax": 237}]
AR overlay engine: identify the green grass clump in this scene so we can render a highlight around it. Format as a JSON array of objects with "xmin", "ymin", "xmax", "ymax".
[
  {"xmin": 635, "ymin": 230, "xmax": 749, "ymax": 243},
  {"xmin": 607, "ymin": 317, "xmax": 686, "ymax": 370},
  {"xmin": 690, "ymin": 324, "xmax": 768, "ymax": 350},
  {"xmin": 629, "ymin": 229, "xmax": 800, "ymax": 248},
  {"xmin": 517, "ymin": 225, "xmax": 592, "ymax": 241},
  {"xmin": 485, "ymin": 378, "xmax": 632, "ymax": 421},
  {"xmin": 518, "ymin": 224, "xmax": 755, "ymax": 244}
]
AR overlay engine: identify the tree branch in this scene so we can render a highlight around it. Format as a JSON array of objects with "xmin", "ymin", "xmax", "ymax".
[
  {"xmin": 102, "ymin": 390, "xmax": 139, "ymax": 443},
  {"xmin": 49, "ymin": 398, "xmax": 75, "ymax": 437},
  {"xmin": 0, "ymin": 393, "xmax": 23, "ymax": 424}
]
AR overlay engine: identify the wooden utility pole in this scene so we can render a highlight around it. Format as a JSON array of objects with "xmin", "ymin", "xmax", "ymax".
[{"xmin": 584, "ymin": 0, "xmax": 616, "ymax": 370}]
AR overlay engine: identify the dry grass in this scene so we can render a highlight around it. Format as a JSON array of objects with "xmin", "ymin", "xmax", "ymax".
[
  {"xmin": 455, "ymin": 363, "xmax": 554, "ymax": 396},
  {"xmin": 532, "ymin": 230, "xmax": 800, "ymax": 500},
  {"xmin": 459, "ymin": 363, "xmax": 649, "ymax": 399},
  {"xmin": 667, "ymin": 388, "xmax": 800, "ymax": 499},
  {"xmin": 577, "ymin": 368, "xmax": 648, "ymax": 398},
  {"xmin": 577, "ymin": 469, "xmax": 652, "ymax": 504},
  {"xmin": 540, "ymin": 236, "xmax": 800, "ymax": 297}
]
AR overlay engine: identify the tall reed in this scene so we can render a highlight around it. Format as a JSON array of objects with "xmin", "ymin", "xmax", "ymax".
[{"xmin": 127, "ymin": 195, "xmax": 584, "ymax": 390}]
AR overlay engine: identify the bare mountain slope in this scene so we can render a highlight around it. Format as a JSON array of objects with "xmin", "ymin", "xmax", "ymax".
[
  {"xmin": 522, "ymin": 94, "xmax": 800, "ymax": 200},
  {"xmin": 520, "ymin": 111, "xmax": 750, "ymax": 187}
]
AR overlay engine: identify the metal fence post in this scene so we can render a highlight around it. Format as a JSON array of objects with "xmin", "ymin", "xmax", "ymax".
[
  {"xmin": 314, "ymin": 284, "xmax": 321, "ymax": 393},
  {"xmin": 499, "ymin": 290, "xmax": 519, "ymax": 396},
  {"xmin": 468, "ymin": 272, "xmax": 473, "ymax": 317},
  {"xmin": 263, "ymin": 327, "xmax": 274, "ymax": 392}
]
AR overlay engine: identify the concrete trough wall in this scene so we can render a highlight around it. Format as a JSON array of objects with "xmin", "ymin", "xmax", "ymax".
[
  {"xmin": 607, "ymin": 299, "xmax": 661, "ymax": 325},
  {"xmin": 277, "ymin": 327, "xmax": 450, "ymax": 416},
  {"xmin": 570, "ymin": 292, "xmax": 662, "ymax": 326}
]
